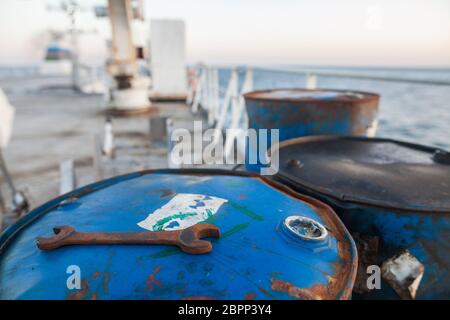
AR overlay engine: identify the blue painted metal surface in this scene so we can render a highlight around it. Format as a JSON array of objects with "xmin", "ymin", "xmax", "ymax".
[
  {"xmin": 274, "ymin": 136, "xmax": 450, "ymax": 299},
  {"xmin": 336, "ymin": 205, "xmax": 449, "ymax": 299},
  {"xmin": 0, "ymin": 169, "xmax": 357, "ymax": 300},
  {"xmin": 243, "ymin": 89, "xmax": 379, "ymax": 172}
]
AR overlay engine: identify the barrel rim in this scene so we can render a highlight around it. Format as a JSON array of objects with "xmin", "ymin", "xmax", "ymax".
[
  {"xmin": 0, "ymin": 168, "xmax": 357, "ymax": 300},
  {"xmin": 243, "ymin": 88, "xmax": 380, "ymax": 104},
  {"xmin": 272, "ymin": 135, "xmax": 450, "ymax": 213}
]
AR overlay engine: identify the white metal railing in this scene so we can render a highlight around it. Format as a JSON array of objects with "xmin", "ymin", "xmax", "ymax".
[
  {"xmin": 253, "ymin": 66, "xmax": 450, "ymax": 87},
  {"xmin": 185, "ymin": 65, "xmax": 450, "ymax": 162},
  {"xmin": 187, "ymin": 66, "xmax": 253, "ymax": 160},
  {"xmin": 187, "ymin": 65, "xmax": 450, "ymax": 127}
]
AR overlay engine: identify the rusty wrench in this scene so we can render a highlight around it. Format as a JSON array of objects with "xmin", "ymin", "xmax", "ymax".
[{"xmin": 36, "ymin": 223, "xmax": 220, "ymax": 255}]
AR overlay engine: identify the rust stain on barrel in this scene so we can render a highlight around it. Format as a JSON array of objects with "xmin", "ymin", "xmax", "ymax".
[{"xmin": 67, "ymin": 280, "xmax": 89, "ymax": 300}]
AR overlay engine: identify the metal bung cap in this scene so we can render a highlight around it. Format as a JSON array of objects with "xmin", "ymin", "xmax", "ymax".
[{"xmin": 283, "ymin": 216, "xmax": 328, "ymax": 242}]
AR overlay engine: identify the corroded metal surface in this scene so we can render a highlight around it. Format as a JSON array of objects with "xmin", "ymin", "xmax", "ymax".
[
  {"xmin": 352, "ymin": 233, "xmax": 379, "ymax": 295},
  {"xmin": 0, "ymin": 169, "xmax": 357, "ymax": 300},
  {"xmin": 36, "ymin": 224, "xmax": 220, "ymax": 254},
  {"xmin": 381, "ymin": 250, "xmax": 425, "ymax": 300},
  {"xmin": 243, "ymin": 88, "xmax": 379, "ymax": 172},
  {"xmin": 274, "ymin": 136, "xmax": 450, "ymax": 299},
  {"xmin": 272, "ymin": 136, "xmax": 450, "ymax": 212}
]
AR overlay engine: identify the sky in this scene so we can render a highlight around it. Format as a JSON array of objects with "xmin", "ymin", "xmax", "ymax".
[{"xmin": 0, "ymin": 0, "xmax": 449, "ymax": 67}]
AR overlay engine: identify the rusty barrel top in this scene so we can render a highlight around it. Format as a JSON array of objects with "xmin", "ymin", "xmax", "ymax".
[
  {"xmin": 244, "ymin": 88, "xmax": 379, "ymax": 104},
  {"xmin": 0, "ymin": 169, "xmax": 357, "ymax": 300}
]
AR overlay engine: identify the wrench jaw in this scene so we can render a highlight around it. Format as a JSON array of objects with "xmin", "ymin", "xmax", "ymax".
[
  {"xmin": 179, "ymin": 240, "xmax": 213, "ymax": 255},
  {"xmin": 36, "ymin": 226, "xmax": 76, "ymax": 251},
  {"xmin": 178, "ymin": 224, "xmax": 221, "ymax": 255},
  {"xmin": 193, "ymin": 224, "xmax": 221, "ymax": 240}
]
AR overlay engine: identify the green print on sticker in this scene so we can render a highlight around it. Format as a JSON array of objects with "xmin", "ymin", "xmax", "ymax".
[{"xmin": 138, "ymin": 194, "xmax": 228, "ymax": 231}]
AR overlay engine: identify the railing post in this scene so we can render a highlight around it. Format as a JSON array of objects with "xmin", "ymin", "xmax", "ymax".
[
  {"xmin": 224, "ymin": 67, "xmax": 253, "ymax": 161},
  {"xmin": 102, "ymin": 117, "xmax": 115, "ymax": 158},
  {"xmin": 207, "ymin": 67, "xmax": 215, "ymax": 126},
  {"xmin": 191, "ymin": 68, "xmax": 205, "ymax": 114},
  {"xmin": 166, "ymin": 118, "xmax": 180, "ymax": 169},
  {"xmin": 59, "ymin": 160, "xmax": 76, "ymax": 195},
  {"xmin": 186, "ymin": 67, "xmax": 195, "ymax": 105},
  {"xmin": 213, "ymin": 68, "xmax": 220, "ymax": 121},
  {"xmin": 224, "ymin": 95, "xmax": 240, "ymax": 162},
  {"xmin": 241, "ymin": 68, "xmax": 253, "ymax": 94},
  {"xmin": 240, "ymin": 68, "xmax": 253, "ymax": 131},
  {"xmin": 201, "ymin": 66, "xmax": 208, "ymax": 111},
  {"xmin": 306, "ymin": 73, "xmax": 317, "ymax": 89},
  {"xmin": 213, "ymin": 68, "xmax": 238, "ymax": 145}
]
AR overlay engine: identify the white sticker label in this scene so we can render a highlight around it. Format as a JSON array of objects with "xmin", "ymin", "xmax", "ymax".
[{"xmin": 137, "ymin": 193, "xmax": 228, "ymax": 231}]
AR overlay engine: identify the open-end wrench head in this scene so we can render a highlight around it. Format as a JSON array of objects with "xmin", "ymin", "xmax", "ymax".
[
  {"xmin": 36, "ymin": 225, "xmax": 76, "ymax": 250},
  {"xmin": 178, "ymin": 224, "xmax": 220, "ymax": 254}
]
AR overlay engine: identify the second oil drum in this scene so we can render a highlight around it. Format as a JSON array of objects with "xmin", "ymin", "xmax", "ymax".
[
  {"xmin": 272, "ymin": 136, "xmax": 450, "ymax": 299},
  {"xmin": 243, "ymin": 89, "xmax": 379, "ymax": 172}
]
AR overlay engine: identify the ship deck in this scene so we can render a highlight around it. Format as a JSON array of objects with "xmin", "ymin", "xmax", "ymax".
[{"xmin": 0, "ymin": 75, "xmax": 225, "ymax": 226}]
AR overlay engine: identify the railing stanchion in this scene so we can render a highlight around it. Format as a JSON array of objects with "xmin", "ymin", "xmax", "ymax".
[{"xmin": 306, "ymin": 73, "xmax": 317, "ymax": 89}]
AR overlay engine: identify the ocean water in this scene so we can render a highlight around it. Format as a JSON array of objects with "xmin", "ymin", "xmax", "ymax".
[
  {"xmin": 1, "ymin": 66, "xmax": 449, "ymax": 150},
  {"xmin": 219, "ymin": 67, "xmax": 450, "ymax": 150}
]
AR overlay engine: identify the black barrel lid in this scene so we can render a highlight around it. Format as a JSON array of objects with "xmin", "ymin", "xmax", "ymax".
[{"xmin": 274, "ymin": 136, "xmax": 450, "ymax": 212}]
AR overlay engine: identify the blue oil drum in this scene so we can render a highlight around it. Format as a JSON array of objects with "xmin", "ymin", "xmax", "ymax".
[
  {"xmin": 0, "ymin": 169, "xmax": 357, "ymax": 300},
  {"xmin": 243, "ymin": 89, "xmax": 379, "ymax": 173},
  {"xmin": 272, "ymin": 136, "xmax": 450, "ymax": 299}
]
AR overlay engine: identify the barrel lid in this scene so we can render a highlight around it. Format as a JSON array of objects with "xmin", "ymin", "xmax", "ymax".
[
  {"xmin": 243, "ymin": 88, "xmax": 379, "ymax": 103},
  {"xmin": 0, "ymin": 169, "xmax": 356, "ymax": 300},
  {"xmin": 274, "ymin": 136, "xmax": 450, "ymax": 212}
]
